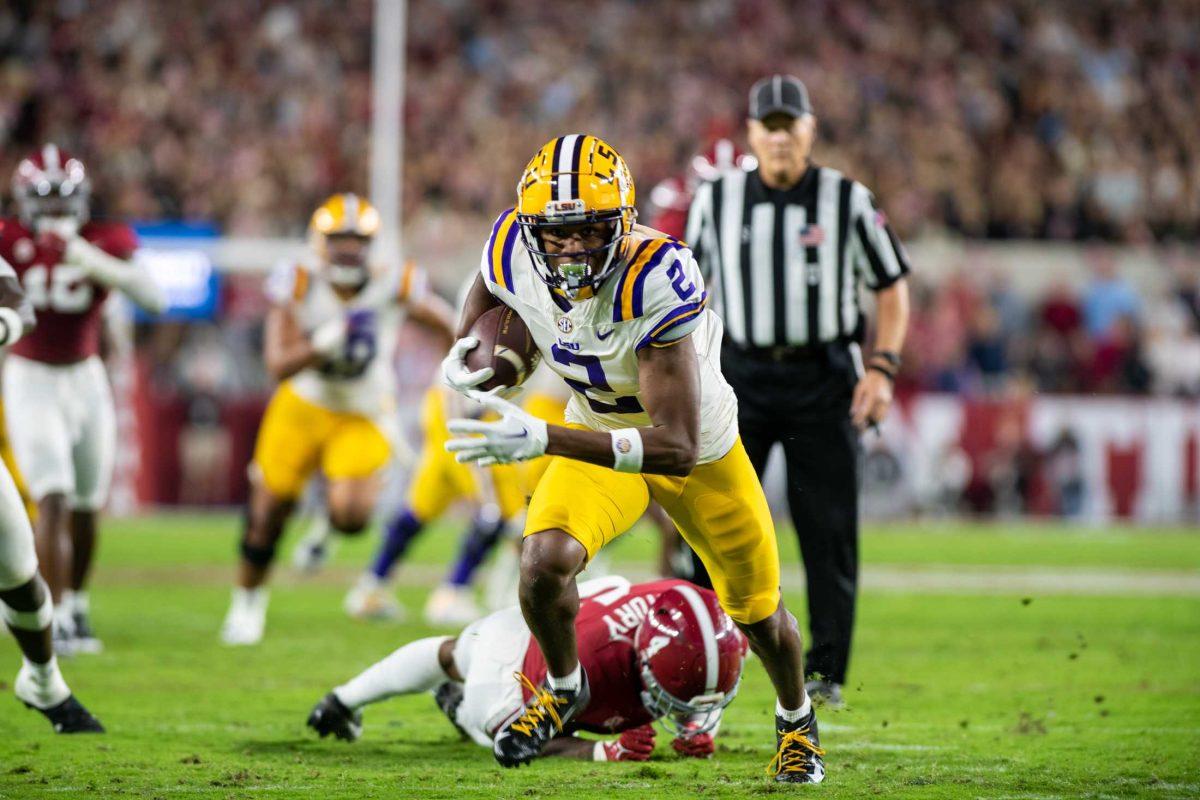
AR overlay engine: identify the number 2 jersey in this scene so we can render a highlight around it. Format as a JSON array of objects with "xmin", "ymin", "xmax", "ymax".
[
  {"xmin": 264, "ymin": 259, "xmax": 423, "ymax": 422},
  {"xmin": 479, "ymin": 210, "xmax": 738, "ymax": 465},
  {"xmin": 0, "ymin": 218, "xmax": 135, "ymax": 364}
]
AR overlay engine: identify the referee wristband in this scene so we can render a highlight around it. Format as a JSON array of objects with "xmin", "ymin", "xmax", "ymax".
[
  {"xmin": 609, "ymin": 428, "xmax": 644, "ymax": 474},
  {"xmin": 0, "ymin": 307, "xmax": 23, "ymax": 347}
]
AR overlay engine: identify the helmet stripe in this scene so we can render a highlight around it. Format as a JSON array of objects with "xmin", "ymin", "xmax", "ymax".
[
  {"xmin": 43, "ymin": 143, "xmax": 61, "ymax": 172},
  {"xmin": 671, "ymin": 584, "xmax": 719, "ymax": 694},
  {"xmin": 343, "ymin": 194, "xmax": 359, "ymax": 232},
  {"xmin": 555, "ymin": 134, "xmax": 581, "ymax": 201}
]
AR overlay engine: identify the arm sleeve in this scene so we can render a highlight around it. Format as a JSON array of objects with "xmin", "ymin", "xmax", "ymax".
[{"xmin": 848, "ymin": 182, "xmax": 911, "ymax": 291}]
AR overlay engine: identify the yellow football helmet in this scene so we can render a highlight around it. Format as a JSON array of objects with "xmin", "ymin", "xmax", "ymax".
[
  {"xmin": 515, "ymin": 134, "xmax": 637, "ymax": 299},
  {"xmin": 308, "ymin": 193, "xmax": 380, "ymax": 289}
]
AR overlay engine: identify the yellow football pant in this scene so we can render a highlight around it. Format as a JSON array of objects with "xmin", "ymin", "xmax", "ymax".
[
  {"xmin": 252, "ymin": 383, "xmax": 391, "ymax": 500},
  {"xmin": 525, "ymin": 436, "xmax": 781, "ymax": 625}
]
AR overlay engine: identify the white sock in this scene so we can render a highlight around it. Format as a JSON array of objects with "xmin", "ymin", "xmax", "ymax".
[
  {"xmin": 18, "ymin": 656, "xmax": 71, "ymax": 709},
  {"xmin": 546, "ymin": 663, "xmax": 581, "ymax": 693},
  {"xmin": 73, "ymin": 591, "xmax": 90, "ymax": 616},
  {"xmin": 60, "ymin": 590, "xmax": 76, "ymax": 615},
  {"xmin": 777, "ymin": 696, "xmax": 812, "ymax": 723},
  {"xmin": 333, "ymin": 636, "xmax": 451, "ymax": 709},
  {"xmin": 233, "ymin": 586, "xmax": 267, "ymax": 611}
]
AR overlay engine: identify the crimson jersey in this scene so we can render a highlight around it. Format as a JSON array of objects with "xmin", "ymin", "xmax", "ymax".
[
  {"xmin": 520, "ymin": 578, "xmax": 715, "ymax": 734},
  {"xmin": 0, "ymin": 219, "xmax": 136, "ymax": 364}
]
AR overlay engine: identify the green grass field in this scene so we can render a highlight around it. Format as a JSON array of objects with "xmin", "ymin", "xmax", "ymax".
[{"xmin": 1, "ymin": 514, "xmax": 1198, "ymax": 799}]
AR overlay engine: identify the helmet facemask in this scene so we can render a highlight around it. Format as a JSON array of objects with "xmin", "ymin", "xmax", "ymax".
[
  {"xmin": 13, "ymin": 159, "xmax": 90, "ymax": 235},
  {"xmin": 639, "ymin": 661, "xmax": 741, "ymax": 737},
  {"xmin": 517, "ymin": 204, "xmax": 634, "ymax": 301},
  {"xmin": 322, "ymin": 234, "xmax": 372, "ymax": 293}
]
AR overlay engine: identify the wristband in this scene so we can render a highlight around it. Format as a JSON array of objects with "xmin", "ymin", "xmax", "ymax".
[
  {"xmin": 0, "ymin": 307, "xmax": 23, "ymax": 347},
  {"xmin": 609, "ymin": 428, "xmax": 644, "ymax": 474},
  {"xmin": 867, "ymin": 363, "xmax": 896, "ymax": 382},
  {"xmin": 872, "ymin": 350, "xmax": 902, "ymax": 369},
  {"xmin": 593, "ymin": 741, "xmax": 608, "ymax": 761}
]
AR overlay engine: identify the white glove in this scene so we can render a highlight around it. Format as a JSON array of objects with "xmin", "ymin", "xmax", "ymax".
[
  {"xmin": 445, "ymin": 389, "xmax": 548, "ymax": 466},
  {"xmin": 310, "ymin": 317, "xmax": 349, "ymax": 357},
  {"xmin": 442, "ymin": 336, "xmax": 494, "ymax": 394}
]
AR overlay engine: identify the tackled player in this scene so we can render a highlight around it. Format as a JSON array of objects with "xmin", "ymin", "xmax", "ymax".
[{"xmin": 441, "ymin": 135, "xmax": 825, "ymax": 783}]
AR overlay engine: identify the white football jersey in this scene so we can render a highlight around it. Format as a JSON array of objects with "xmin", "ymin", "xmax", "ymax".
[
  {"xmin": 479, "ymin": 209, "xmax": 738, "ymax": 465},
  {"xmin": 264, "ymin": 259, "xmax": 423, "ymax": 421}
]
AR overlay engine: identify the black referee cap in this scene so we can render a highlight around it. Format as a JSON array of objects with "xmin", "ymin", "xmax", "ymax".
[{"xmin": 749, "ymin": 74, "xmax": 812, "ymax": 120}]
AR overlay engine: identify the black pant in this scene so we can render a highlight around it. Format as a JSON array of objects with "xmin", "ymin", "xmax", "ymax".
[{"xmin": 681, "ymin": 341, "xmax": 861, "ymax": 685}]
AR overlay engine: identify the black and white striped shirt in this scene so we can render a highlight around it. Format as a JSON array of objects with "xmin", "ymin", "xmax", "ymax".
[{"xmin": 685, "ymin": 164, "xmax": 910, "ymax": 348}]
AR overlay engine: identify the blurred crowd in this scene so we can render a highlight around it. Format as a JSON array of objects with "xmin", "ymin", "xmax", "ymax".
[
  {"xmin": 2, "ymin": 0, "xmax": 1199, "ymax": 243},
  {"xmin": 900, "ymin": 248, "xmax": 1200, "ymax": 398}
]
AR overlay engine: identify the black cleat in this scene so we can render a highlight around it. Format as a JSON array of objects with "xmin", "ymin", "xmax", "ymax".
[
  {"xmin": 493, "ymin": 671, "xmax": 590, "ymax": 768},
  {"xmin": 25, "ymin": 695, "xmax": 105, "ymax": 734},
  {"xmin": 306, "ymin": 692, "xmax": 362, "ymax": 742},
  {"xmin": 434, "ymin": 682, "xmax": 468, "ymax": 739},
  {"xmin": 768, "ymin": 708, "xmax": 826, "ymax": 784}
]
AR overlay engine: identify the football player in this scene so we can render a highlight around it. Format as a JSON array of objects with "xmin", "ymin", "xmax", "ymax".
[
  {"xmin": 0, "ymin": 250, "xmax": 104, "ymax": 732},
  {"xmin": 220, "ymin": 193, "xmax": 454, "ymax": 645},
  {"xmin": 1, "ymin": 145, "xmax": 165, "ymax": 655},
  {"xmin": 441, "ymin": 135, "xmax": 825, "ymax": 782},
  {"xmin": 309, "ymin": 576, "xmax": 742, "ymax": 763}
]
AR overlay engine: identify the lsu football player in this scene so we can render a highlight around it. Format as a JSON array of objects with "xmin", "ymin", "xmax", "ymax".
[
  {"xmin": 309, "ymin": 576, "xmax": 744, "ymax": 764},
  {"xmin": 441, "ymin": 135, "xmax": 825, "ymax": 782},
  {"xmin": 220, "ymin": 193, "xmax": 455, "ymax": 646}
]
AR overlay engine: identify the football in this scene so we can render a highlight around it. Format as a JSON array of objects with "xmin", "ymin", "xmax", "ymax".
[{"xmin": 465, "ymin": 304, "xmax": 541, "ymax": 391}]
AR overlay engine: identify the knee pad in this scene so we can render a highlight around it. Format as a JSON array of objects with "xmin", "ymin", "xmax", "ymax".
[
  {"xmin": 1, "ymin": 579, "xmax": 53, "ymax": 632},
  {"xmin": 240, "ymin": 539, "xmax": 277, "ymax": 568}
]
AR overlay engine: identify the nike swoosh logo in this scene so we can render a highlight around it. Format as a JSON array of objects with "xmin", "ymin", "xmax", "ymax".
[{"xmin": 597, "ymin": 327, "xmax": 614, "ymax": 341}]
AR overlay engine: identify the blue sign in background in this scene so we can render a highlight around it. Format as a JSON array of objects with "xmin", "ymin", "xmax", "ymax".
[{"xmin": 132, "ymin": 221, "xmax": 221, "ymax": 322}]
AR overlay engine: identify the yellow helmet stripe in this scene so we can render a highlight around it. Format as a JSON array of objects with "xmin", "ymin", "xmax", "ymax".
[
  {"xmin": 617, "ymin": 239, "xmax": 673, "ymax": 321},
  {"xmin": 487, "ymin": 209, "xmax": 519, "ymax": 293}
]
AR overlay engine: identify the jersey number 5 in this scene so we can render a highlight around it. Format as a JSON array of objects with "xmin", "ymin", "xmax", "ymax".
[{"xmin": 22, "ymin": 265, "xmax": 93, "ymax": 313}]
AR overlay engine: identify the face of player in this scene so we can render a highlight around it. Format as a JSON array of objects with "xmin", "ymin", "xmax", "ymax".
[
  {"xmin": 323, "ymin": 234, "xmax": 371, "ymax": 291},
  {"xmin": 539, "ymin": 221, "xmax": 615, "ymax": 286},
  {"xmin": 747, "ymin": 112, "xmax": 816, "ymax": 189}
]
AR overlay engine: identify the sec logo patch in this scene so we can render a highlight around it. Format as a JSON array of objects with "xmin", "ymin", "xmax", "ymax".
[{"xmin": 557, "ymin": 317, "xmax": 573, "ymax": 334}]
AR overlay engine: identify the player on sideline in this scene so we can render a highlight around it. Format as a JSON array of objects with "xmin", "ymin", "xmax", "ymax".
[
  {"xmin": 0, "ymin": 251, "xmax": 103, "ymax": 733},
  {"xmin": 309, "ymin": 576, "xmax": 743, "ymax": 763},
  {"xmin": 440, "ymin": 135, "xmax": 825, "ymax": 782},
  {"xmin": 1, "ymin": 145, "xmax": 165, "ymax": 655},
  {"xmin": 220, "ymin": 193, "xmax": 454, "ymax": 645}
]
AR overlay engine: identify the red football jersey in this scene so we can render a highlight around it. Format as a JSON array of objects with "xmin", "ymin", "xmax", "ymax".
[
  {"xmin": 0, "ymin": 218, "xmax": 136, "ymax": 364},
  {"xmin": 520, "ymin": 578, "xmax": 714, "ymax": 734}
]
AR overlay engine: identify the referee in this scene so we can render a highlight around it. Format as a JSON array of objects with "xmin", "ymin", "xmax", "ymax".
[{"xmin": 684, "ymin": 75, "xmax": 911, "ymax": 706}]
